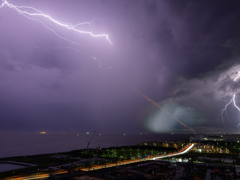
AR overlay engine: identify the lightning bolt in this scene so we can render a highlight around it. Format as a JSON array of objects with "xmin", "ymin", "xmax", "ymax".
[
  {"xmin": 218, "ymin": 72, "xmax": 240, "ymax": 127},
  {"xmin": 0, "ymin": 0, "xmax": 112, "ymax": 49},
  {"xmin": 0, "ymin": 1, "xmax": 194, "ymax": 133},
  {"xmin": 71, "ymin": 18, "xmax": 104, "ymax": 30},
  {"xmin": 233, "ymin": 94, "xmax": 240, "ymax": 111},
  {"xmin": 233, "ymin": 94, "xmax": 240, "ymax": 127},
  {"xmin": 234, "ymin": 72, "xmax": 240, "ymax": 82},
  {"xmin": 218, "ymin": 98, "xmax": 233, "ymax": 126}
]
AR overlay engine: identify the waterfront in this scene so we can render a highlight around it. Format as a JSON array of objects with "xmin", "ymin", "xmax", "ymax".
[
  {"xmin": 2, "ymin": 143, "xmax": 195, "ymax": 180},
  {"xmin": 0, "ymin": 133, "xmax": 190, "ymax": 158}
]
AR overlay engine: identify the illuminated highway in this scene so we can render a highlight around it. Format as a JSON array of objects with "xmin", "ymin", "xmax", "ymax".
[
  {"xmin": 4, "ymin": 143, "xmax": 195, "ymax": 180},
  {"xmin": 80, "ymin": 143, "xmax": 195, "ymax": 171},
  {"xmin": 4, "ymin": 170, "xmax": 67, "ymax": 180}
]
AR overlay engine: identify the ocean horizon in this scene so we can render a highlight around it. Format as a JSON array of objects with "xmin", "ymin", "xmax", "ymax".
[{"xmin": 0, "ymin": 132, "xmax": 191, "ymax": 158}]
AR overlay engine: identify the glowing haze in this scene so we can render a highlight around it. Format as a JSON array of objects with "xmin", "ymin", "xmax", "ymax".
[{"xmin": 0, "ymin": 0, "xmax": 240, "ymax": 133}]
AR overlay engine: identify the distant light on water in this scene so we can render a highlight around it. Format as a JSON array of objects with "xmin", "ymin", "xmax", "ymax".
[
  {"xmin": 0, "ymin": 133, "xmax": 191, "ymax": 158},
  {"xmin": 86, "ymin": 132, "xmax": 89, "ymax": 134},
  {"xmin": 123, "ymin": 134, "xmax": 125, "ymax": 136},
  {"xmin": 40, "ymin": 132, "xmax": 46, "ymax": 134}
]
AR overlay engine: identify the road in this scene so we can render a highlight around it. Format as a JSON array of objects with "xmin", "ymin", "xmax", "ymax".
[
  {"xmin": 80, "ymin": 143, "xmax": 195, "ymax": 171},
  {"xmin": 3, "ymin": 143, "xmax": 195, "ymax": 180}
]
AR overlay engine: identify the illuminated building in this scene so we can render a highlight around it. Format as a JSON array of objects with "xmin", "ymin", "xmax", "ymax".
[
  {"xmin": 139, "ymin": 141, "xmax": 181, "ymax": 149},
  {"xmin": 191, "ymin": 143, "xmax": 227, "ymax": 153}
]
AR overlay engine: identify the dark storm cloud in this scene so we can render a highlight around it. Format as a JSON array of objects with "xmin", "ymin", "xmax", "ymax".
[
  {"xmin": 0, "ymin": 0, "xmax": 240, "ymax": 133},
  {"xmin": 202, "ymin": 91, "xmax": 215, "ymax": 100},
  {"xmin": 161, "ymin": 63, "xmax": 240, "ymax": 131},
  {"xmin": 218, "ymin": 75, "xmax": 240, "ymax": 93},
  {"xmin": 173, "ymin": 89, "xmax": 192, "ymax": 99},
  {"xmin": 162, "ymin": 0, "xmax": 240, "ymax": 75}
]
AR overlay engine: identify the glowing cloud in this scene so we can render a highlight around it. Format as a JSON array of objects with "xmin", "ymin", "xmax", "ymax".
[{"xmin": 115, "ymin": 75, "xmax": 195, "ymax": 132}]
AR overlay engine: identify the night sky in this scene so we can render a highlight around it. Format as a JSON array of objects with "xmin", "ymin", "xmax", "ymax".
[{"xmin": 0, "ymin": 0, "xmax": 240, "ymax": 133}]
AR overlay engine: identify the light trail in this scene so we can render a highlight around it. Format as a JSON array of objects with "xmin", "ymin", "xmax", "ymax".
[
  {"xmin": 80, "ymin": 143, "xmax": 195, "ymax": 171},
  {"xmin": 151, "ymin": 143, "xmax": 194, "ymax": 160},
  {"xmin": 115, "ymin": 75, "xmax": 195, "ymax": 132},
  {"xmin": 0, "ymin": 0, "xmax": 112, "ymax": 49},
  {"xmin": 4, "ymin": 170, "xmax": 67, "ymax": 180},
  {"xmin": 218, "ymin": 72, "xmax": 240, "ymax": 127},
  {"xmin": 4, "ymin": 144, "xmax": 195, "ymax": 179}
]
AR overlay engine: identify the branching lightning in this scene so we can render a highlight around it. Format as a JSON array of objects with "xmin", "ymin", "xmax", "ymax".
[
  {"xmin": 218, "ymin": 98, "xmax": 232, "ymax": 126},
  {"xmin": 1, "ymin": 0, "xmax": 217, "ymax": 133},
  {"xmin": 218, "ymin": 72, "xmax": 240, "ymax": 127},
  {"xmin": 233, "ymin": 93, "xmax": 240, "ymax": 127},
  {"xmin": 0, "ymin": 0, "xmax": 112, "ymax": 49}
]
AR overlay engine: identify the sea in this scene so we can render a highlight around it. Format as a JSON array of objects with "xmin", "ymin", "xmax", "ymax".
[{"xmin": 0, "ymin": 133, "xmax": 191, "ymax": 158}]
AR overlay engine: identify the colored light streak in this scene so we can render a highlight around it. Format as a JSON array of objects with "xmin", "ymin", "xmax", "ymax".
[
  {"xmin": 129, "ymin": 84, "xmax": 194, "ymax": 132},
  {"xmin": 115, "ymin": 75, "xmax": 195, "ymax": 132},
  {"xmin": 0, "ymin": 0, "xmax": 112, "ymax": 48}
]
